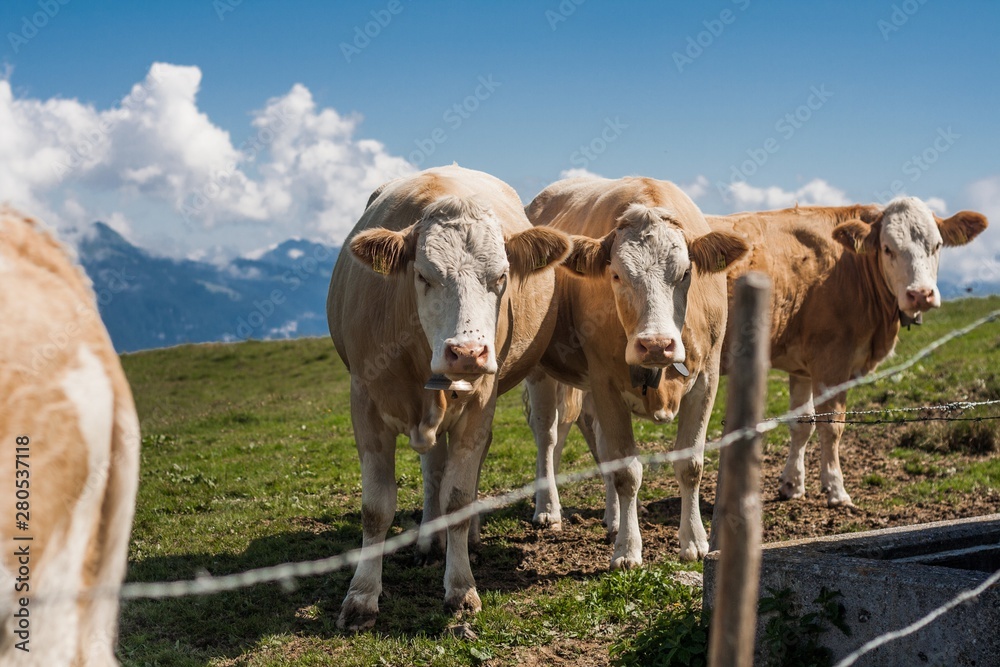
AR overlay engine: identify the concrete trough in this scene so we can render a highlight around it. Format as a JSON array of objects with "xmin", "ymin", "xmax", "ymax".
[{"xmin": 704, "ymin": 514, "xmax": 1000, "ymax": 666}]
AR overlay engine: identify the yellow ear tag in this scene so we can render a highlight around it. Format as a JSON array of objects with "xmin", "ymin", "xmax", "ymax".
[{"xmin": 373, "ymin": 256, "xmax": 389, "ymax": 275}]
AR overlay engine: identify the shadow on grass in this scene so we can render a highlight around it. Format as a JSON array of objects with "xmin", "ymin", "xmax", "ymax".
[{"xmin": 118, "ymin": 505, "xmax": 592, "ymax": 665}]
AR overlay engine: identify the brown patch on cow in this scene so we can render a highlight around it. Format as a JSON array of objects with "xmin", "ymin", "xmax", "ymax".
[
  {"xmin": 936, "ymin": 210, "xmax": 989, "ymax": 247},
  {"xmin": 688, "ymin": 231, "xmax": 749, "ymax": 274},
  {"xmin": 350, "ymin": 225, "xmax": 416, "ymax": 275},
  {"xmin": 506, "ymin": 227, "xmax": 571, "ymax": 276}
]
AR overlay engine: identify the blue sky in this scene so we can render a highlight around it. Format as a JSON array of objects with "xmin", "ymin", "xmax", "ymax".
[{"xmin": 2, "ymin": 0, "xmax": 999, "ymax": 282}]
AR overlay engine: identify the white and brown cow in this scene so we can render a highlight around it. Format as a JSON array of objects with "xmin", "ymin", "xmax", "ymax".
[
  {"xmin": 525, "ymin": 176, "xmax": 748, "ymax": 567},
  {"xmin": 535, "ymin": 197, "xmax": 987, "ymax": 522},
  {"xmin": 327, "ymin": 165, "xmax": 570, "ymax": 630},
  {"xmin": 0, "ymin": 209, "xmax": 141, "ymax": 666},
  {"xmin": 708, "ymin": 197, "xmax": 988, "ymax": 506}
]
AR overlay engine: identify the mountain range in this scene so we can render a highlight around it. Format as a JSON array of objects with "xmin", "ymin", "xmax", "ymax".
[{"xmin": 77, "ymin": 222, "xmax": 339, "ymax": 352}]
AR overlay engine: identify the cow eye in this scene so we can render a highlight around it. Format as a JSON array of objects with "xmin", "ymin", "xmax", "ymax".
[
  {"xmin": 492, "ymin": 274, "xmax": 507, "ymax": 294},
  {"xmin": 934, "ymin": 242, "xmax": 942, "ymax": 253},
  {"xmin": 683, "ymin": 268, "xmax": 692, "ymax": 281},
  {"xmin": 416, "ymin": 272, "xmax": 430, "ymax": 287},
  {"xmin": 611, "ymin": 273, "xmax": 621, "ymax": 282},
  {"xmin": 883, "ymin": 246, "xmax": 894, "ymax": 258}
]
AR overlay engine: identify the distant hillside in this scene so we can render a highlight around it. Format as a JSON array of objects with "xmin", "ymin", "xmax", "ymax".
[{"xmin": 77, "ymin": 222, "xmax": 339, "ymax": 352}]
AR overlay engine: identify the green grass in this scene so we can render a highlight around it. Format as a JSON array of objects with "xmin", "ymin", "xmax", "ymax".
[{"xmin": 117, "ymin": 296, "xmax": 1000, "ymax": 666}]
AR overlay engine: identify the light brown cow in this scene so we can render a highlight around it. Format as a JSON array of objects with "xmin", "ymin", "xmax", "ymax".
[
  {"xmin": 525, "ymin": 176, "xmax": 748, "ymax": 567},
  {"xmin": 327, "ymin": 165, "xmax": 570, "ymax": 630},
  {"xmin": 708, "ymin": 197, "xmax": 988, "ymax": 506},
  {"xmin": 0, "ymin": 208, "xmax": 141, "ymax": 666},
  {"xmin": 538, "ymin": 197, "xmax": 988, "ymax": 520}
]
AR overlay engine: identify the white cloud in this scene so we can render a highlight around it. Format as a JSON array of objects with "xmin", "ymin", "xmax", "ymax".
[
  {"xmin": 941, "ymin": 175, "xmax": 1000, "ymax": 287},
  {"xmin": 925, "ymin": 197, "xmax": 948, "ymax": 215},
  {"xmin": 726, "ymin": 178, "xmax": 850, "ymax": 210},
  {"xmin": 680, "ymin": 174, "xmax": 709, "ymax": 201},
  {"xmin": 0, "ymin": 62, "xmax": 415, "ymax": 250},
  {"xmin": 559, "ymin": 167, "xmax": 603, "ymax": 180}
]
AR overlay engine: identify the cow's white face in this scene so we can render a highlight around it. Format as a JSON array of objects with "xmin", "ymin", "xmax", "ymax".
[
  {"xmin": 878, "ymin": 198, "xmax": 944, "ymax": 317},
  {"xmin": 412, "ymin": 209, "xmax": 508, "ymax": 378},
  {"xmin": 564, "ymin": 204, "xmax": 748, "ymax": 369},
  {"xmin": 350, "ymin": 194, "xmax": 571, "ymax": 381},
  {"xmin": 833, "ymin": 197, "xmax": 989, "ymax": 319}
]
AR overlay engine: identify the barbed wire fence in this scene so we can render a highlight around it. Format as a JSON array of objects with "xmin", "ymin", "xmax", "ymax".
[{"xmin": 22, "ymin": 307, "xmax": 1000, "ymax": 666}]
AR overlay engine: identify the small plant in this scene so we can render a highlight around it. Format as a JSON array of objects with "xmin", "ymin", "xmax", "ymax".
[
  {"xmin": 862, "ymin": 473, "xmax": 887, "ymax": 487},
  {"xmin": 759, "ymin": 587, "xmax": 851, "ymax": 667},
  {"xmin": 610, "ymin": 600, "xmax": 709, "ymax": 667}
]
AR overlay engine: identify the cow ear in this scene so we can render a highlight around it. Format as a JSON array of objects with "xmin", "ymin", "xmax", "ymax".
[
  {"xmin": 689, "ymin": 231, "xmax": 749, "ymax": 274},
  {"xmin": 936, "ymin": 211, "xmax": 988, "ymax": 247},
  {"xmin": 505, "ymin": 227, "xmax": 571, "ymax": 276},
  {"xmin": 350, "ymin": 225, "xmax": 416, "ymax": 275},
  {"xmin": 560, "ymin": 231, "xmax": 615, "ymax": 277},
  {"xmin": 832, "ymin": 219, "xmax": 877, "ymax": 254}
]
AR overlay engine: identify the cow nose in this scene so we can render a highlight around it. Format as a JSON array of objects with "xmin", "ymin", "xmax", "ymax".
[
  {"xmin": 444, "ymin": 341, "xmax": 491, "ymax": 373},
  {"xmin": 906, "ymin": 288, "xmax": 935, "ymax": 311},
  {"xmin": 635, "ymin": 336, "xmax": 676, "ymax": 364}
]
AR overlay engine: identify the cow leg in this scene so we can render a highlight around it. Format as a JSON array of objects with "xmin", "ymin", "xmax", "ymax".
[
  {"xmin": 674, "ymin": 371, "xmax": 713, "ymax": 562},
  {"xmin": 527, "ymin": 370, "xmax": 564, "ymax": 529},
  {"xmin": 578, "ymin": 393, "xmax": 618, "ymax": 535},
  {"xmin": 591, "ymin": 382, "xmax": 642, "ymax": 570},
  {"xmin": 468, "ymin": 430, "xmax": 493, "ymax": 550},
  {"xmin": 338, "ymin": 381, "xmax": 398, "ymax": 632},
  {"xmin": 417, "ymin": 433, "xmax": 449, "ymax": 564},
  {"xmin": 814, "ymin": 386, "xmax": 853, "ymax": 507},
  {"xmin": 440, "ymin": 400, "xmax": 496, "ymax": 614},
  {"xmin": 779, "ymin": 375, "xmax": 815, "ymax": 500}
]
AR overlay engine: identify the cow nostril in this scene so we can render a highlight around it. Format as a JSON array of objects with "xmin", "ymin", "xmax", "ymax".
[{"xmin": 445, "ymin": 345, "xmax": 459, "ymax": 363}]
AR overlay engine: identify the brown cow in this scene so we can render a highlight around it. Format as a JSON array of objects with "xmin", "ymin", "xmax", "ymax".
[
  {"xmin": 524, "ymin": 176, "xmax": 747, "ymax": 567},
  {"xmin": 0, "ymin": 208, "xmax": 140, "ymax": 665},
  {"xmin": 535, "ymin": 197, "xmax": 987, "ymax": 521},
  {"xmin": 327, "ymin": 165, "xmax": 570, "ymax": 630},
  {"xmin": 708, "ymin": 197, "xmax": 988, "ymax": 506}
]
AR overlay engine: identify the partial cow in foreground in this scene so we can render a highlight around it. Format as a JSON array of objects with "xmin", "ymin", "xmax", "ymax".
[
  {"xmin": 0, "ymin": 209, "xmax": 141, "ymax": 666},
  {"xmin": 530, "ymin": 197, "xmax": 987, "ymax": 531},
  {"xmin": 525, "ymin": 176, "xmax": 748, "ymax": 567},
  {"xmin": 327, "ymin": 165, "xmax": 570, "ymax": 630}
]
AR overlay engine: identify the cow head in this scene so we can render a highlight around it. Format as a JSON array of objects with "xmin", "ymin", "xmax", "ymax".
[
  {"xmin": 563, "ymin": 204, "xmax": 748, "ymax": 367},
  {"xmin": 832, "ymin": 197, "xmax": 988, "ymax": 318},
  {"xmin": 351, "ymin": 195, "xmax": 570, "ymax": 379}
]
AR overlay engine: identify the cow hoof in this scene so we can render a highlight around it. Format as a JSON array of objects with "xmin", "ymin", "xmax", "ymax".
[
  {"xmin": 611, "ymin": 555, "xmax": 642, "ymax": 571},
  {"xmin": 778, "ymin": 480, "xmax": 805, "ymax": 500},
  {"xmin": 533, "ymin": 512, "xmax": 563, "ymax": 531},
  {"xmin": 444, "ymin": 587, "xmax": 482, "ymax": 615},
  {"xmin": 826, "ymin": 493, "xmax": 854, "ymax": 508},
  {"xmin": 678, "ymin": 538, "xmax": 709, "ymax": 562},
  {"xmin": 337, "ymin": 595, "xmax": 379, "ymax": 633}
]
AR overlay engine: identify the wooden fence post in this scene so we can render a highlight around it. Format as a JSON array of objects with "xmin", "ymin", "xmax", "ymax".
[{"xmin": 708, "ymin": 271, "xmax": 771, "ymax": 667}]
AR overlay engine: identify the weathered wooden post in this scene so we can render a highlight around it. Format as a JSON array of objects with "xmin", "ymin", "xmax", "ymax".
[{"xmin": 708, "ymin": 272, "xmax": 771, "ymax": 667}]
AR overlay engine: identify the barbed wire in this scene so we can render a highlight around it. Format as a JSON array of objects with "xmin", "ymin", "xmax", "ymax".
[{"xmin": 20, "ymin": 307, "xmax": 1000, "ymax": 664}]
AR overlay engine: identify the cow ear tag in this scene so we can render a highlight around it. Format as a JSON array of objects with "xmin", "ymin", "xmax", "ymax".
[{"xmin": 425, "ymin": 374, "xmax": 473, "ymax": 394}]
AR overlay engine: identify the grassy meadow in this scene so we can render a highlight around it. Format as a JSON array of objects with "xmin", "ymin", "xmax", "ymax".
[{"xmin": 117, "ymin": 295, "xmax": 1000, "ymax": 666}]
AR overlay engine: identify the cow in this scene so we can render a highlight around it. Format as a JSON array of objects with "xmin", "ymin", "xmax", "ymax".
[
  {"xmin": 524, "ymin": 176, "xmax": 748, "ymax": 567},
  {"xmin": 708, "ymin": 197, "xmax": 988, "ymax": 507},
  {"xmin": 0, "ymin": 208, "xmax": 141, "ymax": 666},
  {"xmin": 327, "ymin": 165, "xmax": 571, "ymax": 630},
  {"xmin": 531, "ymin": 197, "xmax": 987, "ymax": 526}
]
